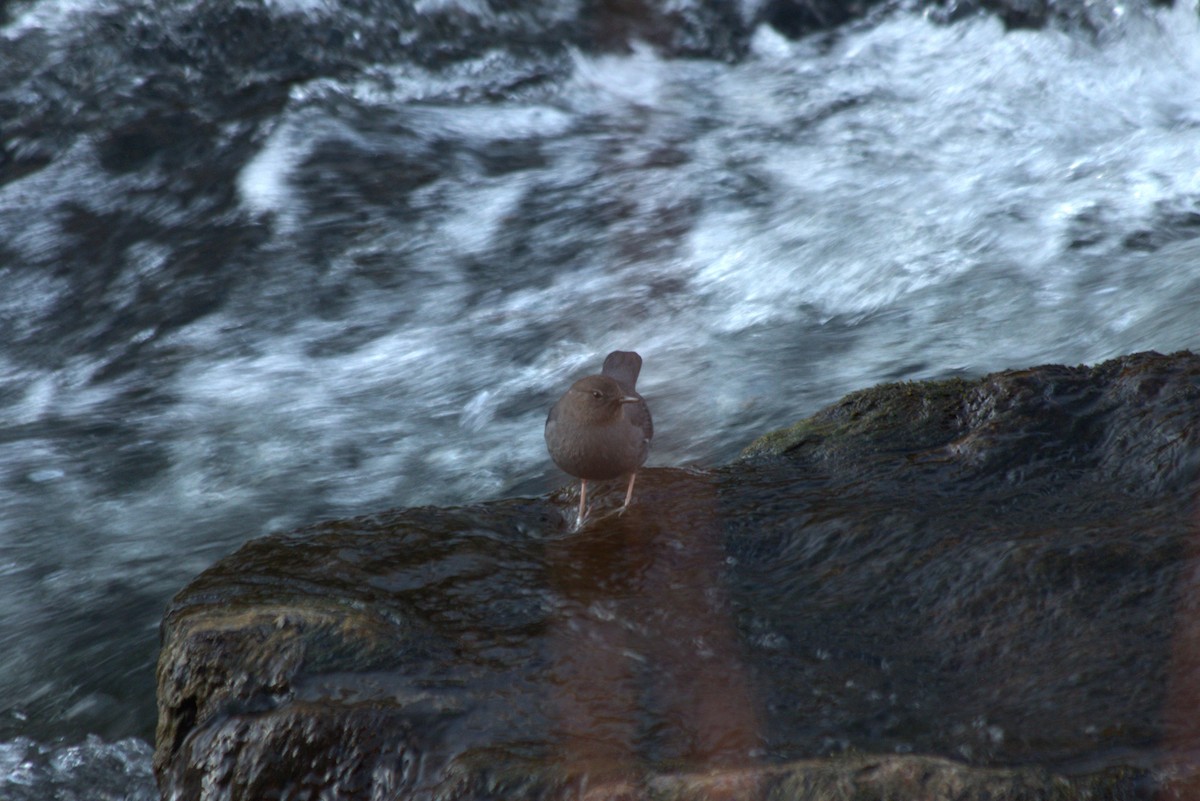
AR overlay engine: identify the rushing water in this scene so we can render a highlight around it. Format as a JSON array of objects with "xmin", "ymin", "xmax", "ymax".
[{"xmin": 3, "ymin": 0, "xmax": 1200, "ymax": 795}]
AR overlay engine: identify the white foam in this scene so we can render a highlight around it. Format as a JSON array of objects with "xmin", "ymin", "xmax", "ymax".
[
  {"xmin": 567, "ymin": 44, "xmax": 672, "ymax": 110},
  {"xmin": 262, "ymin": 0, "xmax": 336, "ymax": 13},
  {"xmin": 2, "ymin": 0, "xmax": 111, "ymax": 38},
  {"xmin": 237, "ymin": 120, "xmax": 308, "ymax": 223},
  {"xmin": 412, "ymin": 0, "xmax": 493, "ymax": 15}
]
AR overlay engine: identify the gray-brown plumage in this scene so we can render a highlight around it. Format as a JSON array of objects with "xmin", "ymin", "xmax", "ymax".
[{"xmin": 545, "ymin": 351, "xmax": 653, "ymax": 523}]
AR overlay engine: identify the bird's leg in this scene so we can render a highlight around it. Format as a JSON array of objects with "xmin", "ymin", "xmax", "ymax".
[
  {"xmin": 577, "ymin": 479, "xmax": 589, "ymax": 525},
  {"xmin": 618, "ymin": 472, "xmax": 637, "ymax": 515}
]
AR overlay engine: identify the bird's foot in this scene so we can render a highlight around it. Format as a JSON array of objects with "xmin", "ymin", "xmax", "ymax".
[
  {"xmin": 582, "ymin": 505, "xmax": 629, "ymax": 525},
  {"xmin": 572, "ymin": 506, "xmax": 590, "ymax": 531}
]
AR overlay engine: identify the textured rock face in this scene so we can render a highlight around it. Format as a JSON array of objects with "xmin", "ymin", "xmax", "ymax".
[{"xmin": 156, "ymin": 351, "xmax": 1200, "ymax": 800}]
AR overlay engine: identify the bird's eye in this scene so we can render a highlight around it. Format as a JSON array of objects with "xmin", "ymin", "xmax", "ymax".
[{"xmin": 592, "ymin": 390, "xmax": 603, "ymax": 399}]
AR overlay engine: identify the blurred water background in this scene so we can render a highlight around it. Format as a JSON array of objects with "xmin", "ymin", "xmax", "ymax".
[{"xmin": 2, "ymin": 0, "xmax": 1200, "ymax": 795}]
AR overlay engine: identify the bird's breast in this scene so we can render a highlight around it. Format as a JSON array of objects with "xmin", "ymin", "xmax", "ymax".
[{"xmin": 544, "ymin": 410, "xmax": 649, "ymax": 480}]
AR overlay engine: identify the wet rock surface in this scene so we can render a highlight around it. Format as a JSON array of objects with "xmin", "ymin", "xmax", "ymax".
[{"xmin": 156, "ymin": 351, "xmax": 1200, "ymax": 799}]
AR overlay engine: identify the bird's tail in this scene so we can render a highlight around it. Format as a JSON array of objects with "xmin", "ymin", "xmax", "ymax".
[{"xmin": 601, "ymin": 350, "xmax": 642, "ymax": 392}]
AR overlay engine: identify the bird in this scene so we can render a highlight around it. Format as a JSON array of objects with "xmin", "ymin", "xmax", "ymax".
[{"xmin": 545, "ymin": 351, "xmax": 653, "ymax": 525}]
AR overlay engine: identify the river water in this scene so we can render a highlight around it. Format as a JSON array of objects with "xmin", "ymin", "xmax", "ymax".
[{"xmin": 2, "ymin": 0, "xmax": 1200, "ymax": 796}]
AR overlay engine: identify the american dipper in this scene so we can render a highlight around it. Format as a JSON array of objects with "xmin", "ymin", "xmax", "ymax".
[{"xmin": 545, "ymin": 351, "xmax": 653, "ymax": 524}]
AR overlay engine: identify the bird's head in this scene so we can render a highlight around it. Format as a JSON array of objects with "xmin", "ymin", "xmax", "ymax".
[{"xmin": 567, "ymin": 375, "xmax": 639, "ymax": 423}]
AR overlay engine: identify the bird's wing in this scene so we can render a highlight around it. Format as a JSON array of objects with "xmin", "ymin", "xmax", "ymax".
[{"xmin": 625, "ymin": 396, "xmax": 653, "ymax": 443}]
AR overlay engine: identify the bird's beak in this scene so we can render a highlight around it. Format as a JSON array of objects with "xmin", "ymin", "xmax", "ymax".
[{"xmin": 619, "ymin": 396, "xmax": 640, "ymax": 404}]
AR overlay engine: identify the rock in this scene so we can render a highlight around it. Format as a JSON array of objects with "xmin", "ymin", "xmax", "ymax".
[
  {"xmin": 740, "ymin": 350, "xmax": 1200, "ymax": 495},
  {"xmin": 156, "ymin": 351, "xmax": 1200, "ymax": 799},
  {"xmin": 758, "ymin": 0, "xmax": 887, "ymax": 39}
]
